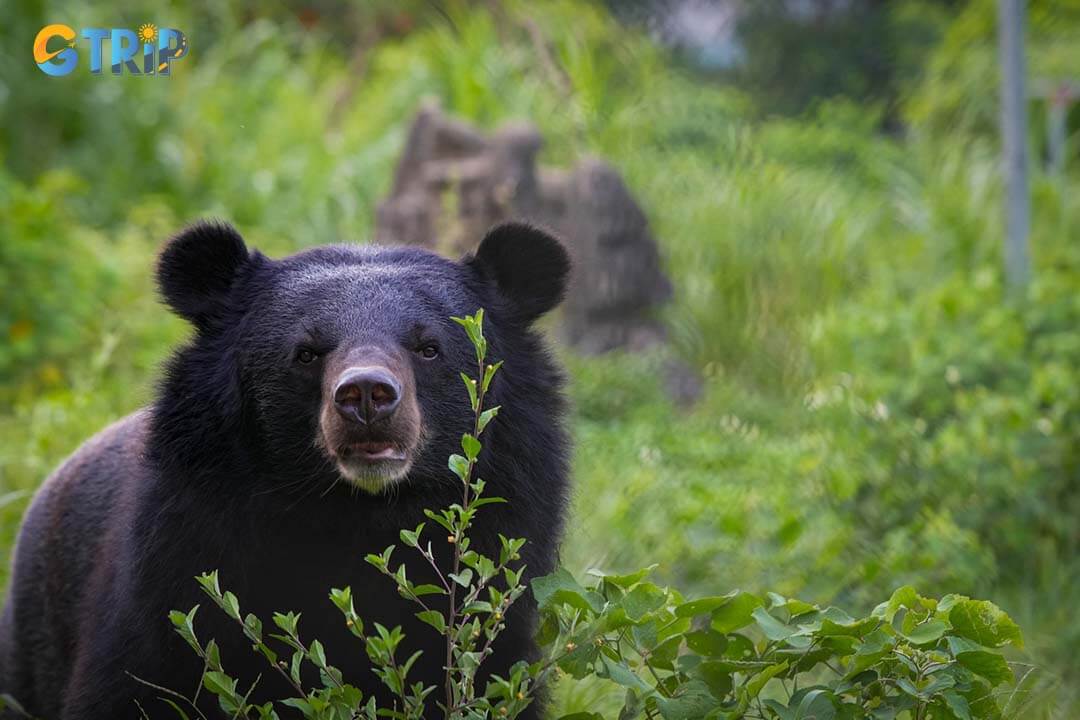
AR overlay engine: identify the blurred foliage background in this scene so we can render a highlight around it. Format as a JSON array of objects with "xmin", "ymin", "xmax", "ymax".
[{"xmin": 1, "ymin": 0, "xmax": 1079, "ymax": 716}]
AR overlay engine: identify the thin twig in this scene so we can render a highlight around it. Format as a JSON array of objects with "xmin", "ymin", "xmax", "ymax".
[{"xmin": 127, "ymin": 673, "xmax": 211, "ymax": 720}]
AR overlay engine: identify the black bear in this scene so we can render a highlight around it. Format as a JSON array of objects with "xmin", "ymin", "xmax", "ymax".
[{"xmin": 0, "ymin": 220, "xmax": 571, "ymax": 719}]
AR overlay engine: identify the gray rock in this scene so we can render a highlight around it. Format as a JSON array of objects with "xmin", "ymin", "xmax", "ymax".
[{"xmin": 376, "ymin": 103, "xmax": 673, "ymax": 358}]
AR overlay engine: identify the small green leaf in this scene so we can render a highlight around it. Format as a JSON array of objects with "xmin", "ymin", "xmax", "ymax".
[
  {"xmin": 599, "ymin": 656, "xmax": 652, "ymax": 693},
  {"xmin": 328, "ymin": 587, "xmax": 354, "ymax": 613},
  {"xmin": 461, "ymin": 433, "xmax": 482, "ymax": 461},
  {"xmin": 462, "ymin": 600, "xmax": 493, "ymax": 614},
  {"xmin": 595, "ymin": 566, "xmax": 657, "ymax": 588},
  {"xmin": 874, "ymin": 586, "xmax": 935, "ymax": 624},
  {"xmin": 901, "ymin": 618, "xmax": 948, "ymax": 645},
  {"xmin": 202, "ymin": 671, "xmax": 238, "ymax": 696},
  {"xmin": 460, "ymin": 372, "xmax": 479, "ymax": 410},
  {"xmin": 948, "ymin": 598, "xmax": 1024, "ymax": 649},
  {"xmin": 423, "ymin": 509, "xmax": 455, "ymax": 533},
  {"xmin": 897, "ymin": 677, "xmax": 921, "ymax": 699},
  {"xmin": 308, "ymin": 639, "xmax": 327, "ymax": 668},
  {"xmin": 692, "ymin": 660, "xmax": 734, "ymax": 698},
  {"xmin": 793, "ymin": 688, "xmax": 836, "ymax": 720},
  {"xmin": 531, "ymin": 568, "xmax": 604, "ymax": 613},
  {"xmin": 195, "ymin": 571, "xmax": 221, "ymax": 597},
  {"xmin": 448, "ymin": 568, "xmax": 474, "ymax": 587},
  {"xmin": 399, "ymin": 523, "xmax": 424, "ymax": 548},
  {"xmin": 685, "ymin": 628, "xmax": 728, "ymax": 656},
  {"xmin": 243, "ymin": 613, "xmax": 263, "ymax": 642},
  {"xmin": 654, "ymin": 680, "xmax": 716, "ymax": 720},
  {"xmin": 941, "ymin": 691, "xmax": 973, "ymax": 720},
  {"xmin": 289, "ymin": 650, "xmax": 303, "ymax": 686},
  {"xmin": 416, "ymin": 610, "xmax": 447, "ymax": 633},
  {"xmin": 448, "ymin": 453, "xmax": 470, "ymax": 482},
  {"xmin": 169, "ymin": 606, "xmax": 201, "ymax": 654},
  {"xmin": 272, "ymin": 611, "xmax": 301, "ymax": 637},
  {"xmin": 769, "ymin": 593, "xmax": 816, "ymax": 617},
  {"xmin": 710, "ymin": 591, "xmax": 762, "ymax": 633},
  {"xmin": 761, "ymin": 699, "xmax": 795, "ymax": 720},
  {"xmin": 621, "ymin": 582, "xmax": 666, "ymax": 621},
  {"xmin": 818, "ymin": 613, "xmax": 879, "ymax": 638},
  {"xmin": 745, "ymin": 661, "xmax": 789, "ymax": 698},
  {"xmin": 221, "ymin": 591, "xmax": 240, "ymax": 620},
  {"xmin": 845, "ymin": 628, "xmax": 895, "ymax": 677},
  {"xmin": 281, "ymin": 698, "xmax": 313, "ymax": 717},
  {"xmin": 676, "ymin": 596, "xmax": 733, "ymax": 618},
  {"xmin": 205, "ymin": 638, "xmax": 222, "ymax": 670},
  {"xmin": 477, "ymin": 406, "xmax": 500, "ymax": 434},
  {"xmin": 752, "ymin": 606, "xmax": 796, "ymax": 641},
  {"xmin": 946, "ymin": 636, "xmax": 1014, "ymax": 686},
  {"xmin": 482, "ymin": 360, "xmax": 503, "ymax": 392}
]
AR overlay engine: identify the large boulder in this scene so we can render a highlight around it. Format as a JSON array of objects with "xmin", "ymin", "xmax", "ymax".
[{"xmin": 376, "ymin": 103, "xmax": 671, "ymax": 354}]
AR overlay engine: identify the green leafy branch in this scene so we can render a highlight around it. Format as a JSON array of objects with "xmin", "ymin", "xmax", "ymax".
[{"xmin": 364, "ymin": 308, "xmax": 538, "ymax": 719}]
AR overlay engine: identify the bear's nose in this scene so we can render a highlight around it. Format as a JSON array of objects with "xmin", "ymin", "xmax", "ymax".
[{"xmin": 333, "ymin": 367, "xmax": 401, "ymax": 425}]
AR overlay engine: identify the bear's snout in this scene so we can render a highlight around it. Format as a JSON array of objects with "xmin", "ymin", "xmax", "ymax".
[
  {"xmin": 317, "ymin": 347, "xmax": 422, "ymax": 493},
  {"xmin": 334, "ymin": 366, "xmax": 402, "ymax": 425}
]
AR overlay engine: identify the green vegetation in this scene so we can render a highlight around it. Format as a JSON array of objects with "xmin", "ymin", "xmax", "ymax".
[{"xmin": 2, "ymin": 0, "xmax": 1078, "ymax": 716}]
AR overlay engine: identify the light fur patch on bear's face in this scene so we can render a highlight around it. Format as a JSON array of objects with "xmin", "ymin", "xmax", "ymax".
[
  {"xmin": 316, "ymin": 398, "xmax": 426, "ymax": 494},
  {"xmin": 331, "ymin": 450, "xmax": 414, "ymax": 493},
  {"xmin": 315, "ymin": 348, "xmax": 426, "ymax": 495}
]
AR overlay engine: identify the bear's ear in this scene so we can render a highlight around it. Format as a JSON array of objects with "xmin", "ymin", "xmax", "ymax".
[
  {"xmin": 466, "ymin": 222, "xmax": 571, "ymax": 323},
  {"xmin": 157, "ymin": 220, "xmax": 251, "ymax": 329}
]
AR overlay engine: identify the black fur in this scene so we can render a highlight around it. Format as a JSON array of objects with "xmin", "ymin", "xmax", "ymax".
[
  {"xmin": 467, "ymin": 222, "xmax": 571, "ymax": 322},
  {"xmin": 0, "ymin": 221, "xmax": 572, "ymax": 720},
  {"xmin": 156, "ymin": 221, "xmax": 252, "ymax": 330}
]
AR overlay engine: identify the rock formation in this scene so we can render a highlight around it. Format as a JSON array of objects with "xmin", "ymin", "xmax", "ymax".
[{"xmin": 376, "ymin": 102, "xmax": 672, "ymax": 354}]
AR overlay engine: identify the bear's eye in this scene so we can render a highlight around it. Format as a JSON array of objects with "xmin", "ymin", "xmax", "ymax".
[
  {"xmin": 418, "ymin": 344, "xmax": 439, "ymax": 360},
  {"xmin": 296, "ymin": 348, "xmax": 318, "ymax": 364}
]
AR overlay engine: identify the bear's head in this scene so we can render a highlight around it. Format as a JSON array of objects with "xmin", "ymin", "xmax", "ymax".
[{"xmin": 153, "ymin": 221, "xmax": 570, "ymax": 496}]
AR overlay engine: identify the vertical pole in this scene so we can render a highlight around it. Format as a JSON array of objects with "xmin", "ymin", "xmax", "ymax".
[
  {"xmin": 998, "ymin": 0, "xmax": 1031, "ymax": 293},
  {"xmin": 1047, "ymin": 89, "xmax": 1067, "ymax": 177}
]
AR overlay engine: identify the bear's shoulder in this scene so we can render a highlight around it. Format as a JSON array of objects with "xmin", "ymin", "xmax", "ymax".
[{"xmin": 24, "ymin": 410, "xmax": 150, "ymax": 564}]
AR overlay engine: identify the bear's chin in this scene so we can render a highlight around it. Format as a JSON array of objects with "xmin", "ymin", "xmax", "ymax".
[{"xmin": 334, "ymin": 457, "xmax": 413, "ymax": 494}]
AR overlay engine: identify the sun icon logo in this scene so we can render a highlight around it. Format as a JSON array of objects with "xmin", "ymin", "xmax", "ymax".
[{"xmin": 137, "ymin": 23, "xmax": 158, "ymax": 44}]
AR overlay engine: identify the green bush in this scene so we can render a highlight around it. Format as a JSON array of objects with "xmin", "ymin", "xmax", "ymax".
[{"xmin": 0, "ymin": 169, "xmax": 117, "ymax": 388}]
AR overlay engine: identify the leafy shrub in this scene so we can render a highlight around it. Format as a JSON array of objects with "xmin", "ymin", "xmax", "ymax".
[
  {"xmin": 798, "ymin": 232, "xmax": 1080, "ymax": 709},
  {"xmin": 812, "ymin": 267, "xmax": 1080, "ymax": 592},
  {"xmin": 0, "ymin": 169, "xmax": 117, "ymax": 389},
  {"xmin": 536, "ymin": 577, "xmax": 1026, "ymax": 720}
]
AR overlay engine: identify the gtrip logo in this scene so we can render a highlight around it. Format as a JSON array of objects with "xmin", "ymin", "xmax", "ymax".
[{"xmin": 33, "ymin": 23, "xmax": 189, "ymax": 77}]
